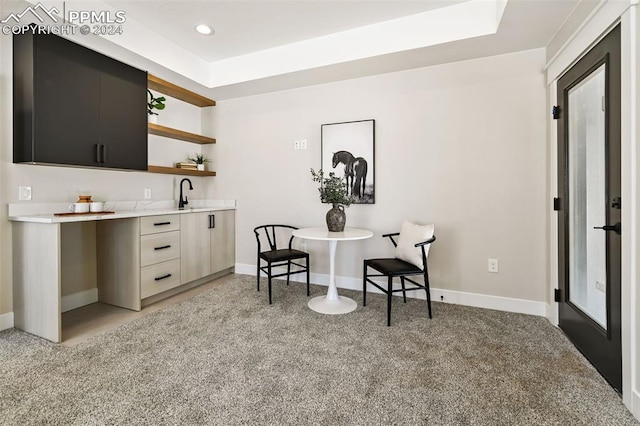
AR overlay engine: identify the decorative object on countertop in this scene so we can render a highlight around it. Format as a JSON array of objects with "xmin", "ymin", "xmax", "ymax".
[
  {"xmin": 77, "ymin": 195, "xmax": 92, "ymax": 203},
  {"xmin": 321, "ymin": 119, "xmax": 375, "ymax": 204},
  {"xmin": 89, "ymin": 201, "xmax": 105, "ymax": 212},
  {"xmin": 68, "ymin": 203, "xmax": 90, "ymax": 213},
  {"xmin": 188, "ymin": 153, "xmax": 210, "ymax": 171},
  {"xmin": 311, "ymin": 168, "xmax": 354, "ymax": 232},
  {"xmin": 147, "ymin": 89, "xmax": 166, "ymax": 116}
]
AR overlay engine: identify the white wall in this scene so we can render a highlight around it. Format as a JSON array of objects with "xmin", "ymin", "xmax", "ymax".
[
  {"xmin": 211, "ymin": 48, "xmax": 548, "ymax": 303},
  {"xmin": 0, "ymin": 29, "xmax": 548, "ymax": 318}
]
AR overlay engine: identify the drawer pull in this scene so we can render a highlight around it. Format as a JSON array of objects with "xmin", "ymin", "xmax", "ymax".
[
  {"xmin": 154, "ymin": 245, "xmax": 171, "ymax": 251},
  {"xmin": 154, "ymin": 221, "xmax": 171, "ymax": 226},
  {"xmin": 154, "ymin": 273, "xmax": 172, "ymax": 281}
]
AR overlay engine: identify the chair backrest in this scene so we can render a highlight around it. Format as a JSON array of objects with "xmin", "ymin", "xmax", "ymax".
[{"xmin": 253, "ymin": 224, "xmax": 298, "ymax": 252}]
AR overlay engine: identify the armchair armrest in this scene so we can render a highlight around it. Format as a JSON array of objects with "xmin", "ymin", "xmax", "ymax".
[
  {"xmin": 382, "ymin": 232, "xmax": 400, "ymax": 248},
  {"xmin": 415, "ymin": 235, "xmax": 436, "ymax": 247}
]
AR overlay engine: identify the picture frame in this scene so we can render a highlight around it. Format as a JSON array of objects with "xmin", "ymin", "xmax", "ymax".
[{"xmin": 321, "ymin": 119, "xmax": 375, "ymax": 204}]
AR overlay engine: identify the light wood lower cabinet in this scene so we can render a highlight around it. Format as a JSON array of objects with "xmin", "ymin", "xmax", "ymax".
[
  {"xmin": 12, "ymin": 209, "xmax": 234, "ymax": 343},
  {"xmin": 141, "ymin": 258, "xmax": 181, "ymax": 299},
  {"xmin": 97, "ymin": 214, "xmax": 183, "ymax": 308},
  {"xmin": 211, "ymin": 210, "xmax": 235, "ymax": 274},
  {"xmin": 180, "ymin": 210, "xmax": 235, "ymax": 284}
]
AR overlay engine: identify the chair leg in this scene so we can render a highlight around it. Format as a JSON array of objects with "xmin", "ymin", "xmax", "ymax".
[
  {"xmin": 256, "ymin": 257, "xmax": 261, "ymax": 292},
  {"xmin": 387, "ymin": 276, "xmax": 393, "ymax": 326},
  {"xmin": 362, "ymin": 262, "xmax": 367, "ymax": 307},
  {"xmin": 400, "ymin": 277, "xmax": 407, "ymax": 303},
  {"xmin": 306, "ymin": 255, "xmax": 310, "ymax": 297},
  {"xmin": 286, "ymin": 261, "xmax": 291, "ymax": 286},
  {"xmin": 268, "ymin": 263, "xmax": 273, "ymax": 305},
  {"xmin": 424, "ymin": 269, "xmax": 432, "ymax": 319}
]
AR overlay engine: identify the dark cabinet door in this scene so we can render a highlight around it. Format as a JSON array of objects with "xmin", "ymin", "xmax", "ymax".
[
  {"xmin": 13, "ymin": 32, "xmax": 147, "ymax": 170},
  {"xmin": 19, "ymin": 33, "xmax": 102, "ymax": 166},
  {"xmin": 99, "ymin": 56, "xmax": 147, "ymax": 170}
]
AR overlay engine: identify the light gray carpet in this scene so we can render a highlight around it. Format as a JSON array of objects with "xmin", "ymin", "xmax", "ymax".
[{"xmin": 0, "ymin": 274, "xmax": 637, "ymax": 425}]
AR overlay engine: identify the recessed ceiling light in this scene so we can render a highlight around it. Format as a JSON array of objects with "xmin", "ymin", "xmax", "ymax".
[{"xmin": 195, "ymin": 24, "xmax": 214, "ymax": 36}]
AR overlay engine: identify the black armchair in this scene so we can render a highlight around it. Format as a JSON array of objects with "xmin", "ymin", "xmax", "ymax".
[
  {"xmin": 254, "ymin": 225, "xmax": 310, "ymax": 304},
  {"xmin": 363, "ymin": 231, "xmax": 436, "ymax": 326}
]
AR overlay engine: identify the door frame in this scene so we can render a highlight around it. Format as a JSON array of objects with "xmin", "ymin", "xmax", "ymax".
[{"xmin": 546, "ymin": 3, "xmax": 639, "ymax": 416}]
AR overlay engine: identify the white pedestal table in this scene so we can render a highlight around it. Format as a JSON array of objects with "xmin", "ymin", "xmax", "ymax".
[{"xmin": 292, "ymin": 227, "xmax": 373, "ymax": 314}]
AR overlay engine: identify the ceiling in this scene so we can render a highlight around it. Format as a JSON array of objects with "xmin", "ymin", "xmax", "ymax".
[
  {"xmin": 13, "ymin": 0, "xmax": 597, "ymax": 99},
  {"xmin": 104, "ymin": 0, "xmax": 470, "ymax": 63}
]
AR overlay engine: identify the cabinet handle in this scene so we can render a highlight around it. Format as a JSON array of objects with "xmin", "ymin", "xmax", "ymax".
[
  {"xmin": 154, "ymin": 273, "xmax": 172, "ymax": 281},
  {"xmin": 101, "ymin": 145, "xmax": 107, "ymax": 163},
  {"xmin": 211, "ymin": 214, "xmax": 215, "ymax": 229},
  {"xmin": 95, "ymin": 144, "xmax": 101, "ymax": 163},
  {"xmin": 154, "ymin": 221, "xmax": 171, "ymax": 226},
  {"xmin": 208, "ymin": 215, "xmax": 212, "ymax": 229},
  {"xmin": 154, "ymin": 245, "xmax": 171, "ymax": 251}
]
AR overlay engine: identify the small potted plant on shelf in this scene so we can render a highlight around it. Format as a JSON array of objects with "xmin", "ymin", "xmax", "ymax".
[
  {"xmin": 311, "ymin": 168, "xmax": 355, "ymax": 232},
  {"xmin": 188, "ymin": 153, "xmax": 210, "ymax": 171},
  {"xmin": 147, "ymin": 90, "xmax": 166, "ymax": 121}
]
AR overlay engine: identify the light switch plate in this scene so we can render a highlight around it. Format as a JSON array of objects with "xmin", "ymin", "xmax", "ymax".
[{"xmin": 144, "ymin": 188, "xmax": 152, "ymax": 200}]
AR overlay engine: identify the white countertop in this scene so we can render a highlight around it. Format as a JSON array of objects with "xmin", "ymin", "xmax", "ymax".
[{"xmin": 8, "ymin": 199, "xmax": 236, "ymax": 224}]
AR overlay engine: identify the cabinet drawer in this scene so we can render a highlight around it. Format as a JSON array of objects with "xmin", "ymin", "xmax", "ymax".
[
  {"xmin": 141, "ymin": 231, "xmax": 180, "ymax": 267},
  {"xmin": 140, "ymin": 214, "xmax": 180, "ymax": 235},
  {"xmin": 141, "ymin": 259, "xmax": 181, "ymax": 299}
]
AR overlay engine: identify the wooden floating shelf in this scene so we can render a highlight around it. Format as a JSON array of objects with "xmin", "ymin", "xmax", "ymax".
[
  {"xmin": 148, "ymin": 123, "xmax": 216, "ymax": 145},
  {"xmin": 148, "ymin": 74, "xmax": 216, "ymax": 107},
  {"xmin": 147, "ymin": 166, "xmax": 216, "ymax": 177}
]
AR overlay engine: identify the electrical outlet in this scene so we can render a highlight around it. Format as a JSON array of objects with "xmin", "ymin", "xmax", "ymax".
[
  {"xmin": 144, "ymin": 188, "xmax": 152, "ymax": 200},
  {"xmin": 595, "ymin": 281, "xmax": 606, "ymax": 293},
  {"xmin": 488, "ymin": 258, "xmax": 499, "ymax": 273},
  {"xmin": 300, "ymin": 139, "xmax": 308, "ymax": 150},
  {"xmin": 293, "ymin": 140, "xmax": 300, "ymax": 150},
  {"xmin": 18, "ymin": 186, "xmax": 32, "ymax": 201}
]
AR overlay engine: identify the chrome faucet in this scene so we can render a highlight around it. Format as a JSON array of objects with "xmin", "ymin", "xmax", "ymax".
[{"xmin": 178, "ymin": 178, "xmax": 193, "ymax": 210}]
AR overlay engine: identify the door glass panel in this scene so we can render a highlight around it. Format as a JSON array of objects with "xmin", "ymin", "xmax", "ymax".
[{"xmin": 568, "ymin": 64, "xmax": 607, "ymax": 329}]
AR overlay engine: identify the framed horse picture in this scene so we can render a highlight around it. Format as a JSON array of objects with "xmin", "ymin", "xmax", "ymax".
[{"xmin": 321, "ymin": 119, "xmax": 375, "ymax": 204}]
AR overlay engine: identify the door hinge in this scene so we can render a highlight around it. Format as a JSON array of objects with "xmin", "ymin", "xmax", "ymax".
[
  {"xmin": 612, "ymin": 196, "xmax": 621, "ymax": 209},
  {"xmin": 554, "ymin": 288, "xmax": 561, "ymax": 302},
  {"xmin": 553, "ymin": 197, "xmax": 561, "ymax": 211},
  {"xmin": 552, "ymin": 105, "xmax": 561, "ymax": 119}
]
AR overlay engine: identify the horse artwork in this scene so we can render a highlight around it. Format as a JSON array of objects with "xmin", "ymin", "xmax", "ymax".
[
  {"xmin": 332, "ymin": 151, "xmax": 368, "ymax": 199},
  {"xmin": 321, "ymin": 119, "xmax": 375, "ymax": 204}
]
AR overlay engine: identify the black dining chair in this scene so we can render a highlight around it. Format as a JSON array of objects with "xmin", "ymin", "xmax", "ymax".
[
  {"xmin": 363, "ymin": 225, "xmax": 436, "ymax": 326},
  {"xmin": 254, "ymin": 224, "xmax": 310, "ymax": 304}
]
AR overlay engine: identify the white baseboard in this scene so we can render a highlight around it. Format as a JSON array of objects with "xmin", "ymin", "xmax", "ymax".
[
  {"xmin": 61, "ymin": 288, "xmax": 98, "ymax": 313},
  {"xmin": 0, "ymin": 311, "xmax": 14, "ymax": 331},
  {"xmin": 632, "ymin": 389, "xmax": 640, "ymax": 422},
  {"xmin": 546, "ymin": 302, "xmax": 558, "ymax": 326},
  {"xmin": 235, "ymin": 263, "xmax": 547, "ymax": 317}
]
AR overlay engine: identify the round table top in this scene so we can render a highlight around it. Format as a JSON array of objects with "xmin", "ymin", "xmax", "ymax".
[{"xmin": 292, "ymin": 227, "xmax": 374, "ymax": 241}]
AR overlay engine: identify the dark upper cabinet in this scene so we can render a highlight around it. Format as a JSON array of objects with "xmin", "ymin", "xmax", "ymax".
[{"xmin": 13, "ymin": 32, "xmax": 147, "ymax": 171}]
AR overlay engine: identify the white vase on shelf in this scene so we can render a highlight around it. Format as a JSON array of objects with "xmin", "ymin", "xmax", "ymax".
[
  {"xmin": 197, "ymin": 164, "xmax": 205, "ymax": 171},
  {"xmin": 148, "ymin": 114, "xmax": 158, "ymax": 124}
]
